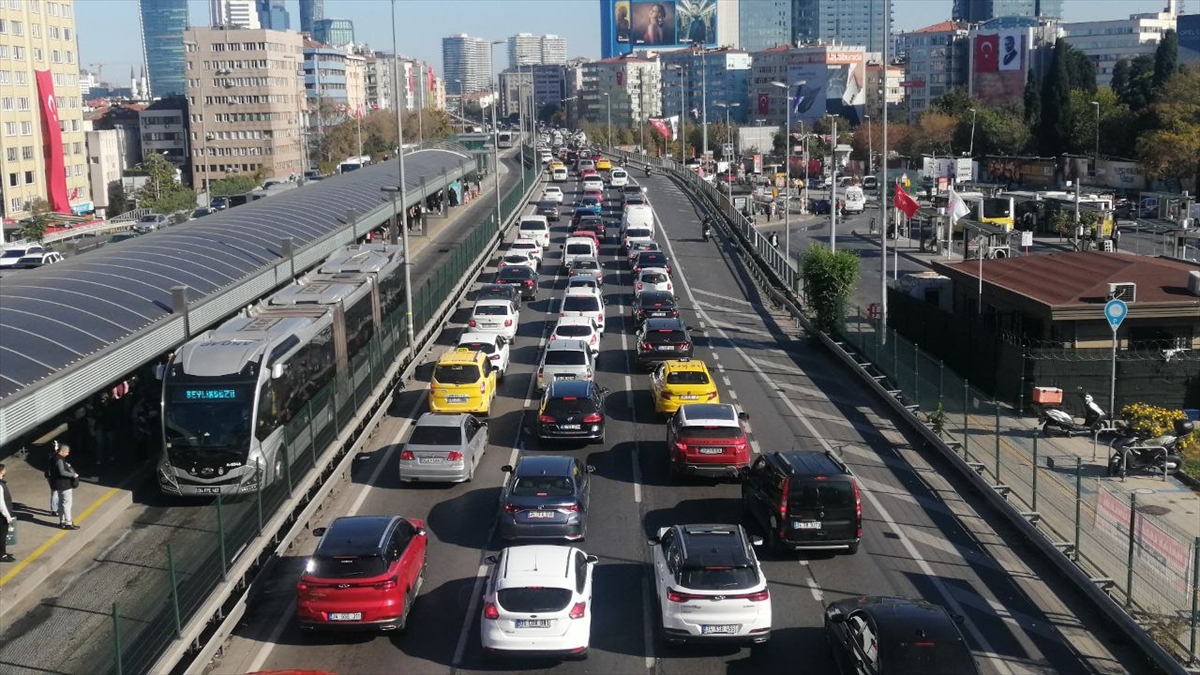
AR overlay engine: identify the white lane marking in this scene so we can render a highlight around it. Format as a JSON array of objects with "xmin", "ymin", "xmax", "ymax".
[
  {"xmin": 722, "ymin": 376, "xmax": 732, "ymax": 386},
  {"xmin": 798, "ymin": 560, "xmax": 825, "ymax": 603},
  {"xmin": 692, "ymin": 287, "xmax": 754, "ymax": 306},
  {"xmin": 656, "ymin": 203, "xmax": 1013, "ymax": 675},
  {"xmin": 728, "ymin": 390, "xmax": 738, "ymax": 401},
  {"xmin": 451, "ymin": 562, "xmax": 490, "ymax": 667},
  {"xmin": 711, "ymin": 352, "xmax": 720, "ymax": 361},
  {"xmin": 619, "ymin": 314, "xmax": 642, "ymax": 505},
  {"xmin": 694, "ymin": 299, "xmax": 760, "ymax": 316},
  {"xmin": 246, "ymin": 388, "xmax": 428, "ymax": 673}
]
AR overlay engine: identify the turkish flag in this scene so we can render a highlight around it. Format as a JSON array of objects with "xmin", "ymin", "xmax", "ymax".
[
  {"xmin": 894, "ymin": 182, "xmax": 920, "ymax": 219},
  {"xmin": 757, "ymin": 92, "xmax": 769, "ymax": 115},
  {"xmin": 649, "ymin": 118, "xmax": 671, "ymax": 140},
  {"xmin": 975, "ymin": 34, "xmax": 999, "ymax": 73}
]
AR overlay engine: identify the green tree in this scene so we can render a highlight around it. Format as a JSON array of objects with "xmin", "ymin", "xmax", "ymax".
[
  {"xmin": 1038, "ymin": 38, "xmax": 1073, "ymax": 156},
  {"xmin": 1118, "ymin": 54, "xmax": 1156, "ymax": 110},
  {"xmin": 1137, "ymin": 68, "xmax": 1200, "ymax": 193},
  {"xmin": 932, "ymin": 87, "xmax": 973, "ymax": 117},
  {"xmin": 135, "ymin": 152, "xmax": 196, "ymax": 214},
  {"xmin": 18, "ymin": 198, "xmax": 52, "ymax": 243},
  {"xmin": 1153, "ymin": 29, "xmax": 1179, "ymax": 90},
  {"xmin": 801, "ymin": 243, "xmax": 860, "ymax": 334},
  {"xmin": 1023, "ymin": 70, "xmax": 1041, "ymax": 128},
  {"xmin": 209, "ymin": 172, "xmax": 262, "ymax": 197},
  {"xmin": 1110, "ymin": 58, "xmax": 1130, "ymax": 99},
  {"xmin": 1066, "ymin": 48, "xmax": 1097, "ymax": 94},
  {"xmin": 105, "ymin": 182, "xmax": 129, "ymax": 218}
]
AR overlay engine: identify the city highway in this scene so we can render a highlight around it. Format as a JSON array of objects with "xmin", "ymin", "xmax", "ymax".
[{"xmin": 207, "ymin": 167, "xmax": 1150, "ymax": 675}]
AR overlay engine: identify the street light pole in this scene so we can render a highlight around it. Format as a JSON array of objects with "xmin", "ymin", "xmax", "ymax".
[
  {"xmin": 603, "ymin": 92, "xmax": 612, "ymax": 146},
  {"xmin": 828, "ymin": 114, "xmax": 838, "ymax": 251},
  {"xmin": 866, "ymin": 114, "xmax": 872, "ymax": 177},
  {"xmin": 489, "ymin": 40, "xmax": 504, "ymax": 232},
  {"xmin": 968, "ymin": 107, "xmax": 977, "ymax": 157},
  {"xmin": 698, "ymin": 46, "xmax": 708, "ymax": 165},
  {"xmin": 880, "ymin": 2, "xmax": 891, "ymax": 340},
  {"xmin": 1091, "ymin": 100, "xmax": 1100, "ymax": 168},
  {"xmin": 389, "ymin": 0, "xmax": 415, "ymax": 347},
  {"xmin": 770, "ymin": 81, "xmax": 795, "ymax": 260}
]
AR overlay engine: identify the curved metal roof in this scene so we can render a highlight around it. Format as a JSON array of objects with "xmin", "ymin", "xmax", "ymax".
[{"xmin": 0, "ymin": 148, "xmax": 473, "ymax": 402}]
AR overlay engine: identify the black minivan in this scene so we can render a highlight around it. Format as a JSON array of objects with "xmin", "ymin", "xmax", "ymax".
[{"xmin": 741, "ymin": 451, "xmax": 861, "ymax": 554}]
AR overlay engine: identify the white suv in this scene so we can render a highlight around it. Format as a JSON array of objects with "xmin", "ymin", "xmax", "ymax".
[
  {"xmin": 542, "ymin": 186, "xmax": 564, "ymax": 204},
  {"xmin": 550, "ymin": 316, "xmax": 600, "ymax": 355},
  {"xmin": 518, "ymin": 216, "xmax": 551, "ymax": 248},
  {"xmin": 560, "ymin": 289, "xmax": 605, "ymax": 336},
  {"xmin": 649, "ymin": 524, "xmax": 771, "ymax": 652},
  {"xmin": 469, "ymin": 299, "xmax": 519, "ymax": 342},
  {"xmin": 481, "ymin": 545, "xmax": 596, "ymax": 660}
]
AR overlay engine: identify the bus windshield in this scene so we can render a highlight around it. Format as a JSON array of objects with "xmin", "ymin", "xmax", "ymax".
[
  {"xmin": 163, "ymin": 382, "xmax": 255, "ymax": 452},
  {"xmin": 982, "ymin": 198, "xmax": 1012, "ymax": 219}
]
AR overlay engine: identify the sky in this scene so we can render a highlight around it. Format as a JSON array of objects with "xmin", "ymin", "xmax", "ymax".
[{"xmin": 79, "ymin": 0, "xmax": 1178, "ymax": 83}]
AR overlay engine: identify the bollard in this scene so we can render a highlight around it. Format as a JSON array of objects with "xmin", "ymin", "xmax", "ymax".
[
  {"xmin": 994, "ymin": 402, "xmax": 1002, "ymax": 482},
  {"xmin": 1032, "ymin": 434, "xmax": 1039, "ymax": 514},
  {"xmin": 1074, "ymin": 457, "xmax": 1083, "ymax": 561},
  {"xmin": 217, "ymin": 494, "xmax": 228, "ymax": 581},
  {"xmin": 167, "ymin": 543, "xmax": 182, "ymax": 638},
  {"xmin": 1190, "ymin": 536, "xmax": 1199, "ymax": 664},
  {"xmin": 1123, "ymin": 485, "xmax": 1132, "ymax": 607},
  {"xmin": 112, "ymin": 602, "xmax": 123, "ymax": 675}
]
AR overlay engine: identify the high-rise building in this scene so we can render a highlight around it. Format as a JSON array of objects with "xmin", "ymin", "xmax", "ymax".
[
  {"xmin": 211, "ymin": 0, "xmax": 260, "ymax": 29},
  {"xmin": 256, "ymin": 0, "xmax": 290, "ymax": 31},
  {"xmin": 895, "ymin": 21, "xmax": 970, "ymax": 121},
  {"xmin": 507, "ymin": 34, "xmax": 568, "ymax": 68},
  {"xmin": 313, "ymin": 18, "xmax": 354, "ymax": 47},
  {"xmin": 498, "ymin": 70, "xmax": 533, "ymax": 118},
  {"xmin": 0, "ymin": 0, "xmax": 89, "ymax": 219},
  {"xmin": 1063, "ymin": 9, "xmax": 1177, "ymax": 86},
  {"xmin": 579, "ymin": 56, "xmax": 662, "ymax": 126},
  {"xmin": 299, "ymin": 0, "xmax": 323, "ymax": 34},
  {"xmin": 443, "ymin": 34, "xmax": 492, "ymax": 95},
  {"xmin": 953, "ymin": 0, "xmax": 1063, "ymax": 23},
  {"xmin": 139, "ymin": 0, "xmax": 189, "ymax": 98},
  {"xmin": 185, "ymin": 26, "xmax": 306, "ymax": 188},
  {"xmin": 740, "ymin": 0, "xmax": 791, "ymax": 52},
  {"xmin": 1181, "ymin": 13, "xmax": 1200, "ymax": 65},
  {"xmin": 540, "ymin": 35, "xmax": 567, "ymax": 65},
  {"xmin": 792, "ymin": 0, "xmax": 891, "ymax": 52}
]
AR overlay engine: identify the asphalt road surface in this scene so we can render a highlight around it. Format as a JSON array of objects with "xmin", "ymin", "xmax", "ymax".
[{"xmin": 207, "ymin": 169, "xmax": 1151, "ymax": 675}]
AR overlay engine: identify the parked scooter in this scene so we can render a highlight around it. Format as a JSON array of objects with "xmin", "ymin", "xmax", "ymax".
[
  {"xmin": 1107, "ymin": 418, "xmax": 1193, "ymax": 478},
  {"xmin": 1039, "ymin": 393, "xmax": 1117, "ymax": 437}
]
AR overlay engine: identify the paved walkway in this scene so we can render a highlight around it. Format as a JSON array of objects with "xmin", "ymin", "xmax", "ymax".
[{"xmin": 0, "ymin": 152, "xmax": 517, "ymax": 622}]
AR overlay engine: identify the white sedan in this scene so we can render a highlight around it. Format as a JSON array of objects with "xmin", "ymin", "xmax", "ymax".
[
  {"xmin": 469, "ymin": 299, "xmax": 519, "ymax": 342},
  {"xmin": 634, "ymin": 268, "xmax": 673, "ymax": 296},
  {"xmin": 550, "ymin": 316, "xmax": 601, "ymax": 355},
  {"xmin": 457, "ymin": 331, "xmax": 511, "ymax": 380},
  {"xmin": 481, "ymin": 545, "xmax": 596, "ymax": 660},
  {"xmin": 507, "ymin": 238, "xmax": 544, "ymax": 263},
  {"xmin": 542, "ymin": 186, "xmax": 564, "ymax": 204}
]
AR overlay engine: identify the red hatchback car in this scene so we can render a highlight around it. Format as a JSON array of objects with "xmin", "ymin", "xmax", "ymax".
[
  {"xmin": 296, "ymin": 515, "xmax": 428, "ymax": 632},
  {"xmin": 666, "ymin": 403, "xmax": 752, "ymax": 481}
]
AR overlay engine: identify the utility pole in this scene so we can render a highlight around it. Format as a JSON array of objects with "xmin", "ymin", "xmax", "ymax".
[
  {"xmin": 699, "ymin": 46, "xmax": 708, "ymax": 165},
  {"xmin": 829, "ymin": 115, "xmax": 838, "ymax": 251},
  {"xmin": 880, "ymin": 6, "xmax": 891, "ymax": 342}
]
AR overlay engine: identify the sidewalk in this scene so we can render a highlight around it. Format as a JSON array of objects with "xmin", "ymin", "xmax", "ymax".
[{"xmin": 0, "ymin": 151, "xmax": 517, "ymax": 626}]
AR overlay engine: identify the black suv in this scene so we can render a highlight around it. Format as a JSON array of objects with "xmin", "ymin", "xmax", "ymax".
[
  {"xmin": 536, "ymin": 380, "xmax": 608, "ymax": 444},
  {"xmin": 631, "ymin": 291, "xmax": 679, "ymax": 327},
  {"xmin": 635, "ymin": 318, "xmax": 694, "ymax": 368},
  {"xmin": 494, "ymin": 266, "xmax": 538, "ymax": 301},
  {"xmin": 742, "ymin": 451, "xmax": 861, "ymax": 554},
  {"xmin": 825, "ymin": 596, "xmax": 979, "ymax": 675}
]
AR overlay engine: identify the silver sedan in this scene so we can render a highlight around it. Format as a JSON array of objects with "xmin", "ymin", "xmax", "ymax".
[{"xmin": 398, "ymin": 413, "xmax": 488, "ymax": 483}]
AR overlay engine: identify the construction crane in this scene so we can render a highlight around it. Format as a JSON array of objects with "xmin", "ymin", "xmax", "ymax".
[{"xmin": 89, "ymin": 62, "xmax": 104, "ymax": 83}]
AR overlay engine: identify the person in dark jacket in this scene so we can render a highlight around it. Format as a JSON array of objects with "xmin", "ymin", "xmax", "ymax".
[
  {"xmin": 50, "ymin": 444, "xmax": 80, "ymax": 530},
  {"xmin": 0, "ymin": 463, "xmax": 14, "ymax": 562}
]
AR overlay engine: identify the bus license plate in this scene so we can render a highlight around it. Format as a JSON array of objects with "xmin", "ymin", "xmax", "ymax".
[{"xmin": 194, "ymin": 487, "xmax": 221, "ymax": 494}]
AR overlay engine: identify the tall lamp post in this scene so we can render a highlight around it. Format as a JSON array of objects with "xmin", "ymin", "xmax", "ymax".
[
  {"xmin": 388, "ymin": 0, "xmax": 415, "ymax": 347},
  {"xmin": 770, "ymin": 80, "xmax": 803, "ymax": 262},
  {"xmin": 865, "ymin": 115, "xmax": 872, "ymax": 177},
  {"xmin": 488, "ymin": 40, "xmax": 504, "ymax": 231},
  {"xmin": 667, "ymin": 64, "xmax": 685, "ymax": 164},
  {"xmin": 879, "ymin": 5, "xmax": 891, "ymax": 340},
  {"xmin": 714, "ymin": 102, "xmax": 740, "ymax": 154},
  {"xmin": 826, "ymin": 113, "xmax": 839, "ymax": 251},
  {"xmin": 967, "ymin": 107, "xmax": 977, "ymax": 157}
]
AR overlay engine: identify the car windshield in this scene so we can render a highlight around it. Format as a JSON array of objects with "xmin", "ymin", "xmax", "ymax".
[
  {"xmin": 566, "ymin": 244, "xmax": 593, "ymax": 256},
  {"xmin": 645, "ymin": 330, "xmax": 686, "ymax": 344},
  {"xmin": 434, "ymin": 364, "xmax": 481, "ymax": 385},
  {"xmin": 545, "ymin": 396, "xmax": 596, "ymax": 415},
  {"xmin": 556, "ymin": 326, "xmax": 593, "ymax": 340},
  {"xmin": 679, "ymin": 425, "xmax": 741, "ymax": 439},
  {"xmin": 497, "ymin": 587, "xmax": 574, "ymax": 613},
  {"xmin": 1, "ymin": 250, "xmax": 27, "ymax": 259},
  {"xmin": 480, "ymin": 285, "xmax": 515, "ymax": 297},
  {"xmin": 308, "ymin": 554, "xmax": 388, "ymax": 579},
  {"xmin": 568, "ymin": 280, "xmax": 597, "ymax": 291},
  {"xmin": 573, "ymin": 260, "xmax": 599, "ymax": 270},
  {"xmin": 639, "ymin": 254, "xmax": 668, "ymax": 266},
  {"xmin": 544, "ymin": 350, "xmax": 588, "ymax": 365},
  {"xmin": 475, "ymin": 305, "xmax": 508, "ymax": 316},
  {"xmin": 563, "ymin": 296, "xmax": 600, "ymax": 312},
  {"xmin": 666, "ymin": 371, "xmax": 709, "ymax": 385},
  {"xmin": 678, "ymin": 564, "xmax": 758, "ymax": 591},
  {"xmin": 408, "ymin": 425, "xmax": 463, "ymax": 445},
  {"xmin": 641, "ymin": 272, "xmax": 668, "ymax": 284},
  {"xmin": 519, "ymin": 223, "xmax": 545, "ymax": 232},
  {"xmin": 497, "ymin": 267, "xmax": 531, "ymax": 280},
  {"xmin": 639, "ymin": 294, "xmax": 675, "ymax": 309},
  {"xmin": 789, "ymin": 481, "xmax": 855, "ymax": 509},
  {"xmin": 510, "ymin": 475, "xmax": 574, "ymax": 497},
  {"xmin": 502, "ymin": 255, "xmax": 528, "ymax": 263}
]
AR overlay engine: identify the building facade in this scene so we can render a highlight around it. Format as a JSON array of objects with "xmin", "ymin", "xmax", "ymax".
[
  {"xmin": 139, "ymin": 0, "xmax": 188, "ymax": 98},
  {"xmin": 304, "ymin": 40, "xmax": 349, "ymax": 105},
  {"xmin": 364, "ymin": 54, "xmax": 390, "ymax": 110},
  {"xmin": 313, "ymin": 18, "xmax": 354, "ymax": 48},
  {"xmin": 498, "ymin": 69, "xmax": 532, "ymax": 119},
  {"xmin": 298, "ymin": 0, "xmax": 322, "ymax": 34},
  {"xmin": 507, "ymin": 34, "xmax": 567, "ymax": 69},
  {"xmin": 396, "ymin": 59, "xmax": 437, "ymax": 113},
  {"xmin": 895, "ymin": 21, "xmax": 970, "ymax": 121},
  {"xmin": 579, "ymin": 56, "xmax": 662, "ymax": 127},
  {"xmin": 256, "ymin": 0, "xmax": 290, "ymax": 31},
  {"xmin": 740, "ymin": 0, "xmax": 791, "ymax": 53},
  {"xmin": 211, "ymin": 0, "xmax": 260, "ymax": 29},
  {"xmin": 185, "ymin": 26, "xmax": 305, "ymax": 188},
  {"xmin": 0, "ymin": 0, "xmax": 89, "ymax": 218},
  {"xmin": 443, "ymin": 33, "xmax": 491, "ymax": 95},
  {"xmin": 344, "ymin": 51, "xmax": 366, "ymax": 113},
  {"xmin": 865, "ymin": 61, "xmax": 904, "ymax": 119},
  {"xmin": 661, "ymin": 48, "xmax": 751, "ymax": 126},
  {"xmin": 531, "ymin": 64, "xmax": 569, "ymax": 115},
  {"xmin": 746, "ymin": 44, "xmax": 867, "ymax": 126},
  {"xmin": 952, "ymin": 0, "xmax": 1063, "ymax": 23},
  {"xmin": 1062, "ymin": 10, "xmax": 1177, "ymax": 87},
  {"xmin": 139, "ymin": 97, "xmax": 189, "ymax": 171},
  {"xmin": 84, "ymin": 128, "xmax": 123, "ymax": 211},
  {"xmin": 792, "ymin": 0, "xmax": 891, "ymax": 53}
]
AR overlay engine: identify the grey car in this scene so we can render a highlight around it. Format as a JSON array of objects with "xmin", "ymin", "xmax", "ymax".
[
  {"xmin": 498, "ymin": 455, "xmax": 593, "ymax": 541},
  {"xmin": 133, "ymin": 213, "xmax": 171, "ymax": 233},
  {"xmin": 398, "ymin": 413, "xmax": 488, "ymax": 483}
]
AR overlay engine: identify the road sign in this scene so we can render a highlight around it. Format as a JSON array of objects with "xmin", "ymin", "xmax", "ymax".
[{"xmin": 1104, "ymin": 299, "xmax": 1128, "ymax": 332}]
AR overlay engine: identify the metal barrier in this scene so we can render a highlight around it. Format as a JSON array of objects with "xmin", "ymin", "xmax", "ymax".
[
  {"xmin": 608, "ymin": 147, "xmax": 1196, "ymax": 673},
  {"xmin": 86, "ymin": 147, "xmax": 544, "ymax": 675}
]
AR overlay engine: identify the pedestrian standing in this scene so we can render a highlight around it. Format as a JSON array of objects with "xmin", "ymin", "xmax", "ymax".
[
  {"xmin": 0, "ymin": 463, "xmax": 15, "ymax": 563},
  {"xmin": 1112, "ymin": 226, "xmax": 1121, "ymax": 251},
  {"xmin": 50, "ymin": 444, "xmax": 80, "ymax": 530},
  {"xmin": 45, "ymin": 442, "xmax": 59, "ymax": 517}
]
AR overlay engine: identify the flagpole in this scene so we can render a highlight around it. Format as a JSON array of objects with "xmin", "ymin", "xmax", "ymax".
[{"xmin": 880, "ymin": 1, "xmax": 889, "ymax": 341}]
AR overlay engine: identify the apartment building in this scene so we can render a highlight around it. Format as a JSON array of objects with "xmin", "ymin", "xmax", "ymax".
[
  {"xmin": 865, "ymin": 60, "xmax": 904, "ymax": 120},
  {"xmin": 443, "ymin": 33, "xmax": 490, "ymax": 95},
  {"xmin": 1063, "ymin": 9, "xmax": 1177, "ymax": 86},
  {"xmin": 139, "ymin": 97, "xmax": 188, "ymax": 171},
  {"xmin": 661, "ymin": 48, "xmax": 752, "ymax": 126},
  {"xmin": 895, "ymin": 20, "xmax": 970, "ymax": 122},
  {"xmin": 579, "ymin": 56, "xmax": 661, "ymax": 127}
]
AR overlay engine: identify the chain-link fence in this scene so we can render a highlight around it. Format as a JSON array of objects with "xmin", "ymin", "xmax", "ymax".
[{"xmin": 94, "ymin": 148, "xmax": 542, "ymax": 675}]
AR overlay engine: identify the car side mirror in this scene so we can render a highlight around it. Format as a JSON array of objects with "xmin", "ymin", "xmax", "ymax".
[
  {"xmin": 827, "ymin": 609, "xmax": 846, "ymax": 624},
  {"xmin": 485, "ymin": 555, "xmax": 498, "ymax": 564},
  {"xmin": 750, "ymin": 536, "xmax": 764, "ymax": 547},
  {"xmin": 312, "ymin": 527, "xmax": 327, "ymax": 537},
  {"xmin": 585, "ymin": 465, "xmax": 596, "ymax": 473},
  {"xmin": 646, "ymin": 536, "xmax": 660, "ymax": 546},
  {"xmin": 416, "ymin": 527, "xmax": 427, "ymax": 537},
  {"xmin": 501, "ymin": 464, "xmax": 514, "ymax": 473}
]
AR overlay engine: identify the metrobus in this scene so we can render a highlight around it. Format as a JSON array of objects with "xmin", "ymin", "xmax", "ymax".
[
  {"xmin": 932, "ymin": 192, "xmax": 1015, "ymax": 232},
  {"xmin": 1005, "ymin": 190, "xmax": 1114, "ymax": 238},
  {"xmin": 338, "ymin": 155, "xmax": 371, "ymax": 173},
  {"xmin": 496, "ymin": 131, "xmax": 515, "ymax": 149},
  {"xmin": 158, "ymin": 244, "xmax": 407, "ymax": 496}
]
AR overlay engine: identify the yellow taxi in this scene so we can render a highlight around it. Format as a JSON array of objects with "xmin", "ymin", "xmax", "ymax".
[
  {"xmin": 549, "ymin": 160, "xmax": 566, "ymax": 172},
  {"xmin": 429, "ymin": 348, "xmax": 498, "ymax": 415},
  {"xmin": 649, "ymin": 358, "xmax": 719, "ymax": 417},
  {"xmin": 596, "ymin": 158, "xmax": 613, "ymax": 172}
]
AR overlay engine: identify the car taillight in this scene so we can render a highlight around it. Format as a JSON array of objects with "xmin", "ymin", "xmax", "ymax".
[
  {"xmin": 447, "ymin": 451, "xmax": 464, "ymax": 461},
  {"xmin": 639, "ymin": 342, "xmax": 651, "ymax": 350},
  {"xmin": 400, "ymin": 449, "xmax": 415, "ymax": 460},
  {"xmin": 854, "ymin": 480, "xmax": 863, "ymax": 538},
  {"xmin": 374, "ymin": 576, "xmax": 398, "ymax": 591},
  {"xmin": 733, "ymin": 443, "xmax": 747, "ymax": 455},
  {"xmin": 780, "ymin": 479, "xmax": 790, "ymax": 526},
  {"xmin": 706, "ymin": 391, "xmax": 718, "ymax": 401},
  {"xmin": 296, "ymin": 581, "xmax": 309, "ymax": 592},
  {"xmin": 469, "ymin": 319, "xmax": 477, "ymax": 327},
  {"xmin": 490, "ymin": 353, "xmax": 500, "ymax": 360},
  {"xmin": 583, "ymin": 413, "xmax": 602, "ymax": 423},
  {"xmin": 524, "ymin": 279, "xmax": 534, "ymax": 287},
  {"xmin": 675, "ymin": 441, "xmax": 688, "ymax": 453},
  {"xmin": 504, "ymin": 503, "xmax": 519, "ymax": 512},
  {"xmin": 743, "ymin": 589, "xmax": 770, "ymax": 602},
  {"xmin": 596, "ymin": 315, "xmax": 604, "ymax": 324},
  {"xmin": 539, "ymin": 414, "xmax": 556, "ymax": 423},
  {"xmin": 563, "ymin": 503, "xmax": 580, "ymax": 512},
  {"xmin": 499, "ymin": 261, "xmax": 507, "ymax": 267},
  {"xmin": 667, "ymin": 589, "xmax": 698, "ymax": 603},
  {"xmin": 483, "ymin": 602, "xmax": 500, "ymax": 620},
  {"xmin": 504, "ymin": 319, "xmax": 513, "ymax": 327},
  {"xmin": 568, "ymin": 602, "xmax": 587, "ymax": 619},
  {"xmin": 681, "ymin": 342, "xmax": 691, "ymax": 350},
  {"xmin": 667, "ymin": 283, "xmax": 673, "ymax": 291},
  {"xmin": 636, "ymin": 282, "xmax": 643, "ymax": 290},
  {"xmin": 538, "ymin": 367, "xmax": 544, "ymax": 377}
]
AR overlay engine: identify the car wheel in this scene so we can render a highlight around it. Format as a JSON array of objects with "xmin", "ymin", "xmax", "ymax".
[{"xmin": 397, "ymin": 587, "xmax": 414, "ymax": 631}]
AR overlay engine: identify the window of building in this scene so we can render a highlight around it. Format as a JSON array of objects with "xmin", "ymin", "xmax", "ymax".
[
  {"xmin": 1, "ymin": 97, "xmax": 11, "ymax": 110},
  {"xmin": 22, "ymin": 145, "xmax": 32, "ymax": 159},
  {"xmin": 21, "ymin": 121, "xmax": 32, "ymax": 135},
  {"xmin": 10, "ymin": 198, "xmax": 21, "ymax": 213},
  {"xmin": 48, "ymin": 25, "xmax": 58, "ymax": 39},
  {"xmin": 0, "ymin": 71, "xmax": 7, "ymax": 83},
  {"xmin": 2, "ymin": 122, "xmax": 15, "ymax": 136},
  {"xmin": 63, "ymin": 27, "xmax": 70, "ymax": 40},
  {"xmin": 5, "ymin": 148, "xmax": 15, "ymax": 161},
  {"xmin": 11, "ymin": 20, "xmax": 22, "ymax": 35},
  {"xmin": 16, "ymin": 96, "xmax": 27, "ymax": 109},
  {"xmin": 14, "ymin": 71, "xmax": 25, "ymax": 84},
  {"xmin": 0, "ymin": 46, "xmax": 10, "ymax": 59},
  {"xmin": 8, "ymin": 173, "xmax": 17, "ymax": 187},
  {"xmin": 24, "ymin": 170, "xmax": 34, "ymax": 184}
]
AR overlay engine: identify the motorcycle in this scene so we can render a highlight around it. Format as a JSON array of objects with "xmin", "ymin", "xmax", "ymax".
[
  {"xmin": 644, "ymin": 166, "xmax": 652, "ymax": 177},
  {"xmin": 702, "ymin": 219, "xmax": 712, "ymax": 242},
  {"xmin": 1107, "ymin": 418, "xmax": 1193, "ymax": 478},
  {"xmin": 1039, "ymin": 393, "xmax": 1117, "ymax": 438}
]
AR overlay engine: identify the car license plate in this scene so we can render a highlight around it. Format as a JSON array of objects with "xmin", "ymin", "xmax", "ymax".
[
  {"xmin": 698, "ymin": 447, "xmax": 724, "ymax": 455},
  {"xmin": 445, "ymin": 395, "xmax": 469, "ymax": 403},
  {"xmin": 526, "ymin": 511, "xmax": 555, "ymax": 519},
  {"xmin": 516, "ymin": 619, "xmax": 552, "ymax": 628},
  {"xmin": 329, "ymin": 612, "xmax": 362, "ymax": 621},
  {"xmin": 657, "ymin": 345, "xmax": 675, "ymax": 351},
  {"xmin": 701, "ymin": 624, "xmax": 740, "ymax": 635},
  {"xmin": 560, "ymin": 424, "xmax": 582, "ymax": 430},
  {"xmin": 680, "ymin": 395, "xmax": 699, "ymax": 400},
  {"xmin": 417, "ymin": 457, "xmax": 444, "ymax": 464},
  {"xmin": 555, "ymin": 373, "xmax": 575, "ymax": 380},
  {"xmin": 794, "ymin": 521, "xmax": 822, "ymax": 530},
  {"xmin": 194, "ymin": 486, "xmax": 221, "ymax": 494}
]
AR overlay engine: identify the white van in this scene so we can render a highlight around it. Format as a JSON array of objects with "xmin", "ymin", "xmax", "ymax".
[
  {"xmin": 518, "ymin": 216, "xmax": 551, "ymax": 248},
  {"xmin": 609, "ymin": 168, "xmax": 629, "ymax": 187},
  {"xmin": 622, "ymin": 226, "xmax": 655, "ymax": 254},
  {"xmin": 562, "ymin": 236, "xmax": 598, "ymax": 272},
  {"xmin": 621, "ymin": 203, "xmax": 655, "ymax": 238},
  {"xmin": 844, "ymin": 186, "xmax": 866, "ymax": 214},
  {"xmin": 552, "ymin": 166, "xmax": 568, "ymax": 183}
]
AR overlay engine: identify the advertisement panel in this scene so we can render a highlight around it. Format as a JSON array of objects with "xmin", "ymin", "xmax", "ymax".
[
  {"xmin": 784, "ymin": 49, "xmax": 866, "ymax": 126},
  {"xmin": 1094, "ymin": 487, "xmax": 1194, "ymax": 597},
  {"xmin": 35, "ymin": 70, "xmax": 70, "ymax": 213},
  {"xmin": 972, "ymin": 31, "xmax": 1027, "ymax": 107},
  {"xmin": 1180, "ymin": 14, "xmax": 1200, "ymax": 64},
  {"xmin": 601, "ymin": 0, "xmax": 719, "ymax": 57}
]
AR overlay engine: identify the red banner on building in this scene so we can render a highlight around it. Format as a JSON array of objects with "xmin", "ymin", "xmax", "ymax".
[
  {"xmin": 974, "ymin": 34, "xmax": 999, "ymax": 73},
  {"xmin": 407, "ymin": 66, "xmax": 414, "ymax": 93},
  {"xmin": 757, "ymin": 91, "xmax": 769, "ymax": 116},
  {"xmin": 35, "ymin": 70, "xmax": 70, "ymax": 213},
  {"xmin": 429, "ymin": 66, "xmax": 436, "ymax": 92}
]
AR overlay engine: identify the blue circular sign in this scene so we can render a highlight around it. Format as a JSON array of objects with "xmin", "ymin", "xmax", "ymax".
[{"xmin": 1105, "ymin": 299, "xmax": 1128, "ymax": 328}]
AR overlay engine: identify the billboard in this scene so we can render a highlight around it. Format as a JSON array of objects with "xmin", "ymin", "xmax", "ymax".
[
  {"xmin": 1180, "ymin": 14, "xmax": 1200, "ymax": 64},
  {"xmin": 784, "ymin": 49, "xmax": 866, "ymax": 126},
  {"xmin": 600, "ymin": 0, "xmax": 719, "ymax": 58},
  {"xmin": 971, "ymin": 29, "xmax": 1027, "ymax": 107}
]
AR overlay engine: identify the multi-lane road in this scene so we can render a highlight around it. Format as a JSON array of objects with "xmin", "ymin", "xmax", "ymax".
[{"xmin": 208, "ymin": 166, "xmax": 1150, "ymax": 675}]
